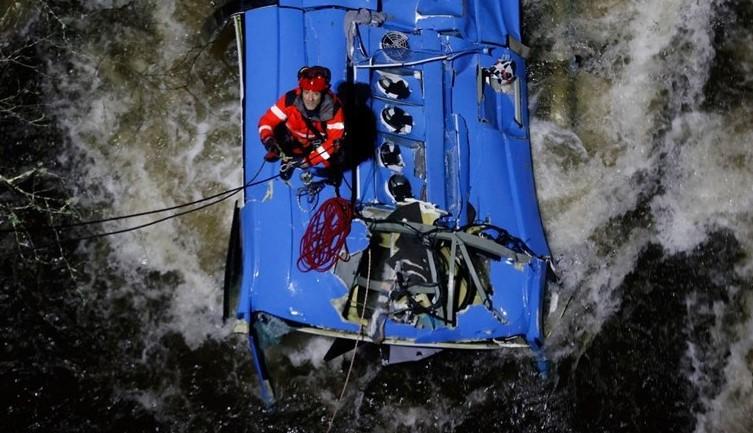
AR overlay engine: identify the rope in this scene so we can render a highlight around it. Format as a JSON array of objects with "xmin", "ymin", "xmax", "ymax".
[
  {"xmin": 1, "ymin": 164, "xmax": 277, "ymax": 254},
  {"xmin": 0, "ymin": 160, "xmax": 268, "ymax": 234},
  {"xmin": 297, "ymin": 197, "xmax": 354, "ymax": 272},
  {"xmin": 326, "ymin": 248, "xmax": 371, "ymax": 433}
]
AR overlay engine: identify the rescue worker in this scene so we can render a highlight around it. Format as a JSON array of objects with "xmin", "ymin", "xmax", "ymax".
[{"xmin": 258, "ymin": 66, "xmax": 345, "ymax": 179}]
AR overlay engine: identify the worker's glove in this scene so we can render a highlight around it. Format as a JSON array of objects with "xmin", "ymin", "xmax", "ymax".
[{"xmin": 263, "ymin": 137, "xmax": 281, "ymax": 162}]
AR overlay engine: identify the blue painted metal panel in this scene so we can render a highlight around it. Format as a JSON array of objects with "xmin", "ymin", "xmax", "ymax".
[
  {"xmin": 468, "ymin": 127, "xmax": 518, "ymax": 231},
  {"xmin": 444, "ymin": 113, "xmax": 471, "ymax": 226},
  {"xmin": 500, "ymin": 0, "xmax": 522, "ymax": 41},
  {"xmin": 242, "ymin": 8, "xmax": 300, "ymax": 190},
  {"xmin": 376, "ymin": 0, "xmax": 519, "ymax": 45},
  {"xmin": 279, "ymin": 0, "xmax": 376, "ymax": 9},
  {"xmin": 422, "ymin": 59, "xmax": 447, "ymax": 209},
  {"xmin": 470, "ymin": 1, "xmax": 511, "ymax": 45},
  {"xmin": 303, "ymin": 9, "xmax": 349, "ymax": 83},
  {"xmin": 235, "ymin": 1, "xmax": 550, "ymax": 348},
  {"xmin": 525, "ymin": 259, "xmax": 547, "ymax": 345},
  {"xmin": 239, "ymin": 6, "xmax": 351, "ymax": 323},
  {"xmin": 379, "ymin": 0, "xmax": 421, "ymax": 32},
  {"xmin": 416, "ymin": 0, "xmax": 463, "ymax": 16},
  {"xmin": 505, "ymin": 137, "xmax": 550, "ymax": 257}
]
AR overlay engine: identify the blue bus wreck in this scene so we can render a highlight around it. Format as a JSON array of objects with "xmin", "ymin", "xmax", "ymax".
[{"xmin": 220, "ymin": 0, "xmax": 552, "ymax": 404}]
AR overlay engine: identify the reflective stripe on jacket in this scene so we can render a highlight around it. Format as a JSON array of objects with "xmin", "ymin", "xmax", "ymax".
[{"xmin": 258, "ymin": 89, "xmax": 345, "ymax": 167}]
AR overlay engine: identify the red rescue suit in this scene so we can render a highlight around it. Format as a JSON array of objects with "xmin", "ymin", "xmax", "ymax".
[{"xmin": 258, "ymin": 89, "xmax": 345, "ymax": 167}]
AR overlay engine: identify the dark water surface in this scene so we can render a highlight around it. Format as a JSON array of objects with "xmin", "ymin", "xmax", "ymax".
[{"xmin": 2, "ymin": 1, "xmax": 752, "ymax": 432}]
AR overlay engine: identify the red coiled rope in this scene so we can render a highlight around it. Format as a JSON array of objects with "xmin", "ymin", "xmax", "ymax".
[{"xmin": 298, "ymin": 197, "xmax": 354, "ymax": 272}]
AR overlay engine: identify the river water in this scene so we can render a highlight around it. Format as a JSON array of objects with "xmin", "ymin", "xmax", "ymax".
[{"xmin": 3, "ymin": 0, "xmax": 752, "ymax": 432}]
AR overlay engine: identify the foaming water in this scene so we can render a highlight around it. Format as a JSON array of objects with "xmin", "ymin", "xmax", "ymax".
[
  {"xmin": 51, "ymin": 0, "xmax": 241, "ymax": 346},
  {"xmin": 653, "ymin": 109, "xmax": 753, "ymax": 270},
  {"xmin": 530, "ymin": 0, "xmax": 753, "ymax": 431},
  {"xmin": 534, "ymin": 0, "xmax": 749, "ymax": 347},
  {"xmin": 692, "ymin": 289, "xmax": 753, "ymax": 433}
]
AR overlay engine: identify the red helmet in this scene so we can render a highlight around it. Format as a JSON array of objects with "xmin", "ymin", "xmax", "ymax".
[{"xmin": 298, "ymin": 66, "xmax": 331, "ymax": 92}]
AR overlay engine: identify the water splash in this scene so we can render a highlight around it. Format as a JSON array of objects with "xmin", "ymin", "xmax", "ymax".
[
  {"xmin": 534, "ymin": 0, "xmax": 750, "ymax": 353},
  {"xmin": 49, "ymin": 1, "xmax": 241, "ymax": 346},
  {"xmin": 531, "ymin": 1, "xmax": 753, "ymax": 431}
]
